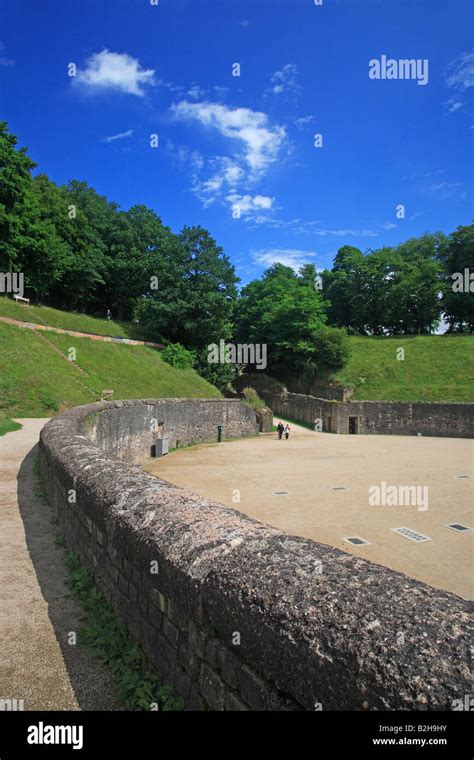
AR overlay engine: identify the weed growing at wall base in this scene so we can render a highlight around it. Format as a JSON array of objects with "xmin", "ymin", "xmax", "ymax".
[{"xmin": 64, "ymin": 552, "xmax": 185, "ymax": 711}]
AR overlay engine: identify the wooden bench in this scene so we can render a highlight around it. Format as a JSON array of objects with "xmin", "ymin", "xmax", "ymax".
[
  {"xmin": 13, "ymin": 295, "xmax": 30, "ymax": 305},
  {"xmin": 100, "ymin": 389, "xmax": 114, "ymax": 401}
]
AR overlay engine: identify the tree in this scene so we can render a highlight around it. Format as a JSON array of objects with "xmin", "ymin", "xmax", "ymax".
[
  {"xmin": 323, "ymin": 246, "xmax": 367, "ymax": 333},
  {"xmin": 137, "ymin": 225, "xmax": 239, "ymax": 389},
  {"xmin": 100, "ymin": 205, "xmax": 170, "ymax": 320},
  {"xmin": 439, "ymin": 224, "xmax": 474, "ymax": 332},
  {"xmin": 0, "ymin": 122, "xmax": 67, "ymax": 298},
  {"xmin": 236, "ymin": 263, "xmax": 348, "ymax": 381},
  {"xmin": 389, "ymin": 233, "xmax": 447, "ymax": 334}
]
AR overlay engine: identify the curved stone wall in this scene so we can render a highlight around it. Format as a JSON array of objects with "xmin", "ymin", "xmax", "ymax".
[{"xmin": 39, "ymin": 399, "xmax": 472, "ymax": 711}]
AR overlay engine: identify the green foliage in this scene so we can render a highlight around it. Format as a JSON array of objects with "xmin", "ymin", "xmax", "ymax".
[
  {"xmin": 194, "ymin": 346, "xmax": 237, "ymax": 393},
  {"xmin": 322, "ymin": 233, "xmax": 463, "ymax": 336},
  {"xmin": 65, "ymin": 552, "xmax": 184, "ymax": 711},
  {"xmin": 137, "ymin": 226, "xmax": 239, "ymax": 383},
  {"xmin": 242, "ymin": 386, "xmax": 265, "ymax": 409},
  {"xmin": 236, "ymin": 263, "xmax": 347, "ymax": 380},
  {"xmin": 439, "ymin": 223, "xmax": 474, "ymax": 333},
  {"xmin": 161, "ymin": 342, "xmax": 195, "ymax": 369}
]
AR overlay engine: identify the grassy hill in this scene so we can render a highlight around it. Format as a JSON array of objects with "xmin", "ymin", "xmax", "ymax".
[
  {"xmin": 1, "ymin": 299, "xmax": 472, "ymax": 436},
  {"xmin": 0, "ymin": 297, "xmax": 151, "ymax": 341},
  {"xmin": 0, "ymin": 303, "xmax": 220, "ymax": 429},
  {"xmin": 334, "ymin": 335, "xmax": 474, "ymax": 402}
]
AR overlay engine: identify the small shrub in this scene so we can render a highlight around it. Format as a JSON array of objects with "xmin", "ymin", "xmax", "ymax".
[
  {"xmin": 161, "ymin": 342, "xmax": 195, "ymax": 369},
  {"xmin": 242, "ymin": 387, "xmax": 265, "ymax": 410}
]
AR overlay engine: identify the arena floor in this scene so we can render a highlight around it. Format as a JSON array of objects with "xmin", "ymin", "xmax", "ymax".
[{"xmin": 145, "ymin": 422, "xmax": 474, "ymax": 600}]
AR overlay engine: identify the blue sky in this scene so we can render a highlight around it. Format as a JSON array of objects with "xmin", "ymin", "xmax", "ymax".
[{"xmin": 0, "ymin": 0, "xmax": 472, "ymax": 284}]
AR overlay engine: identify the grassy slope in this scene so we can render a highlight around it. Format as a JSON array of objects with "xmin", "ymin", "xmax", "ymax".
[
  {"xmin": 334, "ymin": 335, "xmax": 474, "ymax": 402},
  {"xmin": 0, "ymin": 412, "xmax": 22, "ymax": 436},
  {"xmin": 0, "ymin": 322, "xmax": 220, "ymax": 418},
  {"xmin": 1, "ymin": 298, "xmax": 472, "ymax": 407},
  {"xmin": 0, "ymin": 297, "xmax": 150, "ymax": 341}
]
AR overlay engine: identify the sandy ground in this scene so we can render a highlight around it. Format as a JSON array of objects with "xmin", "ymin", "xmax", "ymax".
[
  {"xmin": 0, "ymin": 419, "xmax": 120, "ymax": 710},
  {"xmin": 146, "ymin": 422, "xmax": 474, "ymax": 600}
]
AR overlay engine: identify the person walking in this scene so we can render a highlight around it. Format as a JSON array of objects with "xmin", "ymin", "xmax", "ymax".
[
  {"xmin": 277, "ymin": 421, "xmax": 284, "ymax": 440},
  {"xmin": 284, "ymin": 423, "xmax": 290, "ymax": 440}
]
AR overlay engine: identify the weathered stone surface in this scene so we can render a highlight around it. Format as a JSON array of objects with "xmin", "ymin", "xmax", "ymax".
[
  {"xmin": 39, "ymin": 399, "xmax": 472, "ymax": 711},
  {"xmin": 225, "ymin": 691, "xmax": 249, "ymax": 711},
  {"xmin": 200, "ymin": 663, "xmax": 225, "ymax": 710}
]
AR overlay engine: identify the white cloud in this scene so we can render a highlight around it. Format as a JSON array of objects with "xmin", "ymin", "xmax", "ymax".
[
  {"xmin": 75, "ymin": 50, "xmax": 155, "ymax": 97},
  {"xmin": 252, "ymin": 248, "xmax": 318, "ymax": 270},
  {"xmin": 171, "ymin": 100, "xmax": 285, "ymax": 176},
  {"xmin": 444, "ymin": 51, "xmax": 474, "ymax": 115},
  {"xmin": 213, "ymin": 85, "xmax": 229, "ymax": 98},
  {"xmin": 445, "ymin": 51, "xmax": 474, "ymax": 91},
  {"xmin": 102, "ymin": 129, "xmax": 134, "ymax": 143},
  {"xmin": 423, "ymin": 181, "xmax": 465, "ymax": 200},
  {"xmin": 197, "ymin": 158, "xmax": 245, "ymax": 203},
  {"xmin": 312, "ymin": 228, "xmax": 378, "ymax": 237},
  {"xmin": 0, "ymin": 41, "xmax": 14, "ymax": 67},
  {"xmin": 170, "ymin": 100, "xmax": 286, "ymax": 212},
  {"xmin": 380, "ymin": 221, "xmax": 397, "ymax": 230},
  {"xmin": 187, "ymin": 83, "xmax": 207, "ymax": 99},
  {"xmin": 242, "ymin": 216, "xmax": 379, "ymax": 237},
  {"xmin": 227, "ymin": 193, "xmax": 274, "ymax": 215},
  {"xmin": 402, "ymin": 169, "xmax": 444, "ymax": 180},
  {"xmin": 166, "ymin": 140, "xmax": 205, "ymax": 171},
  {"xmin": 295, "ymin": 115, "xmax": 315, "ymax": 129},
  {"xmin": 267, "ymin": 64, "xmax": 301, "ymax": 98},
  {"xmin": 430, "ymin": 181, "xmax": 463, "ymax": 191}
]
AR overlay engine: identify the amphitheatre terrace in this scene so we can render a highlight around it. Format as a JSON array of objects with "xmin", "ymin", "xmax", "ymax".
[{"xmin": 37, "ymin": 397, "xmax": 473, "ymax": 711}]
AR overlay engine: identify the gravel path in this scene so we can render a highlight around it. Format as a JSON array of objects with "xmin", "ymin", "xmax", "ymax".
[{"xmin": 0, "ymin": 419, "xmax": 121, "ymax": 710}]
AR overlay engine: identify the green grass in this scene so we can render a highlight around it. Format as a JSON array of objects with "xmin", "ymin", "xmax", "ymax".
[
  {"xmin": 0, "ymin": 320, "xmax": 220, "ymax": 418},
  {"xmin": 0, "ymin": 412, "xmax": 22, "ymax": 436},
  {"xmin": 333, "ymin": 335, "xmax": 474, "ymax": 402},
  {"xmin": 0, "ymin": 297, "xmax": 152, "ymax": 341}
]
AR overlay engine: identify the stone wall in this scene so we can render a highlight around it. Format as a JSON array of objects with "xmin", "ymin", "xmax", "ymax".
[
  {"xmin": 335, "ymin": 399, "xmax": 474, "ymax": 437},
  {"xmin": 234, "ymin": 372, "xmax": 352, "ymax": 402},
  {"xmin": 88, "ymin": 398, "xmax": 257, "ymax": 463},
  {"xmin": 39, "ymin": 399, "xmax": 472, "ymax": 711},
  {"xmin": 280, "ymin": 375, "xmax": 353, "ymax": 402},
  {"xmin": 262, "ymin": 391, "xmax": 335, "ymax": 431},
  {"xmin": 261, "ymin": 390, "xmax": 474, "ymax": 438},
  {"xmin": 255, "ymin": 407, "xmax": 273, "ymax": 432}
]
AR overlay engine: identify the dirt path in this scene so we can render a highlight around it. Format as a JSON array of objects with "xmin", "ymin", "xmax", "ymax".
[
  {"xmin": 0, "ymin": 419, "xmax": 120, "ymax": 710},
  {"xmin": 0, "ymin": 315, "xmax": 163, "ymax": 348}
]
